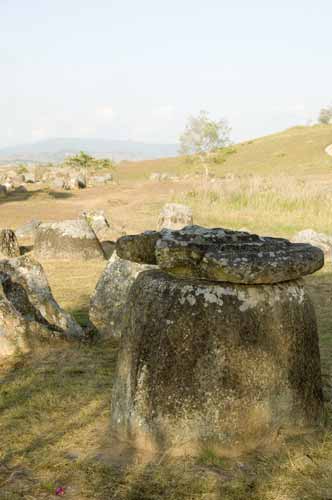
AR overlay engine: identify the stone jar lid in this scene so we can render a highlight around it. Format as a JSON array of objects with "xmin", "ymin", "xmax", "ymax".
[{"xmin": 116, "ymin": 225, "xmax": 324, "ymax": 284}]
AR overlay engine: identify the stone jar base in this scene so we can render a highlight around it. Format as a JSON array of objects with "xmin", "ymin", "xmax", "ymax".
[{"xmin": 110, "ymin": 270, "xmax": 324, "ymax": 457}]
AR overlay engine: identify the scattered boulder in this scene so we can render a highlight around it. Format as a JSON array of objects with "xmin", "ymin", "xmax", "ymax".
[
  {"xmin": 80, "ymin": 209, "xmax": 111, "ymax": 240},
  {"xmin": 0, "ymin": 255, "xmax": 84, "ymax": 357},
  {"xmin": 11, "ymin": 174, "xmax": 25, "ymax": 184},
  {"xmin": 111, "ymin": 226, "xmax": 324, "ymax": 456},
  {"xmin": 0, "ymin": 230, "xmax": 20, "ymax": 259},
  {"xmin": 3, "ymin": 182, "xmax": 14, "ymax": 193},
  {"xmin": 67, "ymin": 175, "xmax": 86, "ymax": 190},
  {"xmin": 157, "ymin": 203, "xmax": 193, "ymax": 230},
  {"xmin": 89, "ymin": 174, "xmax": 113, "ymax": 186},
  {"xmin": 149, "ymin": 172, "xmax": 170, "ymax": 182},
  {"xmin": 15, "ymin": 219, "xmax": 41, "ymax": 240},
  {"xmin": 292, "ymin": 229, "xmax": 332, "ymax": 261},
  {"xmin": 52, "ymin": 178, "xmax": 66, "ymax": 190},
  {"xmin": 23, "ymin": 173, "xmax": 36, "ymax": 183},
  {"xmin": 116, "ymin": 225, "xmax": 324, "ymax": 284},
  {"xmin": 34, "ymin": 219, "xmax": 106, "ymax": 260},
  {"xmin": 89, "ymin": 252, "xmax": 155, "ymax": 338}
]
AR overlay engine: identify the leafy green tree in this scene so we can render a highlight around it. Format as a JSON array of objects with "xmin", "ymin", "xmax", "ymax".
[
  {"xmin": 64, "ymin": 151, "xmax": 95, "ymax": 169},
  {"xmin": 318, "ymin": 106, "xmax": 332, "ymax": 125},
  {"xmin": 179, "ymin": 110, "xmax": 231, "ymax": 156},
  {"xmin": 63, "ymin": 151, "xmax": 115, "ymax": 172}
]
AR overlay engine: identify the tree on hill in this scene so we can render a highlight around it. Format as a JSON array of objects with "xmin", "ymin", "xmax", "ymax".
[
  {"xmin": 64, "ymin": 151, "xmax": 115, "ymax": 171},
  {"xmin": 179, "ymin": 110, "xmax": 231, "ymax": 156},
  {"xmin": 318, "ymin": 105, "xmax": 332, "ymax": 125}
]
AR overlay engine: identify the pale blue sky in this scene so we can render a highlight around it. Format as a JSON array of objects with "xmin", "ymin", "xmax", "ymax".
[{"xmin": 1, "ymin": 0, "xmax": 331, "ymax": 147}]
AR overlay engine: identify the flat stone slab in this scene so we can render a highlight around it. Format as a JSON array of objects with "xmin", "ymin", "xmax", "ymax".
[{"xmin": 116, "ymin": 225, "xmax": 324, "ymax": 284}]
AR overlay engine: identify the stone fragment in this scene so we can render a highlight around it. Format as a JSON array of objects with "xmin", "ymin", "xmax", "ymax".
[{"xmin": 15, "ymin": 219, "xmax": 41, "ymax": 240}]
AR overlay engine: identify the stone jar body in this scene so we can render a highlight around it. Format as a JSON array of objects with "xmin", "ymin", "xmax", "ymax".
[{"xmin": 111, "ymin": 270, "xmax": 324, "ymax": 456}]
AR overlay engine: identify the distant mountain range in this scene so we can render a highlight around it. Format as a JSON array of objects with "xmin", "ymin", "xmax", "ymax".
[{"xmin": 0, "ymin": 138, "xmax": 179, "ymax": 164}]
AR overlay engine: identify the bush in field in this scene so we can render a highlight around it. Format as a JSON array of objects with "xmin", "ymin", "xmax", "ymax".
[
  {"xmin": 318, "ymin": 106, "xmax": 332, "ymax": 125},
  {"xmin": 17, "ymin": 164, "xmax": 28, "ymax": 174}
]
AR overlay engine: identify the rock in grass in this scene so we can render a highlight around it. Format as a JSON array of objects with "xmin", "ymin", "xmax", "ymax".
[
  {"xmin": 15, "ymin": 219, "xmax": 41, "ymax": 240},
  {"xmin": 157, "ymin": 203, "xmax": 193, "ymax": 230},
  {"xmin": 34, "ymin": 219, "xmax": 106, "ymax": 260},
  {"xmin": 0, "ymin": 255, "xmax": 83, "ymax": 357},
  {"xmin": 292, "ymin": 229, "xmax": 332, "ymax": 261},
  {"xmin": 116, "ymin": 225, "xmax": 324, "ymax": 284},
  {"xmin": 89, "ymin": 252, "xmax": 155, "ymax": 338},
  {"xmin": 110, "ymin": 269, "xmax": 324, "ymax": 456},
  {"xmin": 0, "ymin": 229, "xmax": 20, "ymax": 259}
]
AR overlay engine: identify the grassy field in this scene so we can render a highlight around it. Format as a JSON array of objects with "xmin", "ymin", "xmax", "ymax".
[{"xmin": 0, "ymin": 125, "xmax": 332, "ymax": 498}]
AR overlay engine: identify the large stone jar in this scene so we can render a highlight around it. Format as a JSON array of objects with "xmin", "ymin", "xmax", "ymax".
[{"xmin": 111, "ymin": 226, "xmax": 325, "ymax": 456}]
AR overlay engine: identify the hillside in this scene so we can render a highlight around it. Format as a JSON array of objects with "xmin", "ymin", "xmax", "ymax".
[
  {"xmin": 118, "ymin": 124, "xmax": 332, "ymax": 181},
  {"xmin": 0, "ymin": 137, "xmax": 179, "ymax": 164}
]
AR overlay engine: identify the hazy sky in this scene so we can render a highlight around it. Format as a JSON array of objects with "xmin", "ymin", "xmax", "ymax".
[{"xmin": 1, "ymin": 0, "xmax": 331, "ymax": 147}]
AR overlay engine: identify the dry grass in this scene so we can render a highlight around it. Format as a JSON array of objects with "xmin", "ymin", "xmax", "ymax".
[{"xmin": 175, "ymin": 174, "xmax": 332, "ymax": 237}]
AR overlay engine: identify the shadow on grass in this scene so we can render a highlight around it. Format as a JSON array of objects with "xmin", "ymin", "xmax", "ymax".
[{"xmin": 0, "ymin": 188, "xmax": 73, "ymax": 205}]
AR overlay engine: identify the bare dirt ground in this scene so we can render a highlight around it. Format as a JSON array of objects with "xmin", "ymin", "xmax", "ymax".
[{"xmin": 0, "ymin": 180, "xmax": 192, "ymax": 236}]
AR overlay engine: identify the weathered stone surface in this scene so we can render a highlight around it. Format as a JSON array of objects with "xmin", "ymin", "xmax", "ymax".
[
  {"xmin": 15, "ymin": 219, "xmax": 41, "ymax": 240},
  {"xmin": 110, "ymin": 270, "xmax": 324, "ymax": 456},
  {"xmin": 0, "ymin": 255, "xmax": 83, "ymax": 357},
  {"xmin": 34, "ymin": 219, "xmax": 106, "ymax": 260},
  {"xmin": 116, "ymin": 230, "xmax": 160, "ymax": 265},
  {"xmin": 80, "ymin": 209, "xmax": 110, "ymax": 240},
  {"xmin": 0, "ymin": 230, "xmax": 20, "ymax": 259},
  {"xmin": 157, "ymin": 203, "xmax": 193, "ymax": 230},
  {"xmin": 52, "ymin": 178, "xmax": 65, "ymax": 190},
  {"xmin": 89, "ymin": 253, "xmax": 155, "ymax": 338},
  {"xmin": 101, "ymin": 240, "xmax": 116, "ymax": 259},
  {"xmin": 116, "ymin": 226, "xmax": 324, "ymax": 284},
  {"xmin": 68, "ymin": 175, "xmax": 86, "ymax": 189},
  {"xmin": 292, "ymin": 229, "xmax": 332, "ymax": 261}
]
